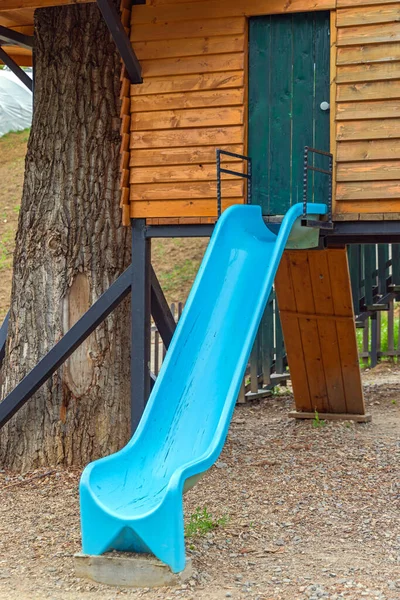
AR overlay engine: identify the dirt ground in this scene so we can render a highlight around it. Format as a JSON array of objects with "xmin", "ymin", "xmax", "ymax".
[{"xmin": 0, "ymin": 364, "xmax": 398, "ymax": 600}]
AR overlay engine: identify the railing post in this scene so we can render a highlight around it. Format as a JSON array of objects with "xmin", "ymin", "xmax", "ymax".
[{"xmin": 130, "ymin": 218, "xmax": 151, "ymax": 434}]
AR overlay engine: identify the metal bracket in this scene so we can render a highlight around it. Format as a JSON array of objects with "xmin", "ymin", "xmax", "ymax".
[
  {"xmin": 96, "ymin": 0, "xmax": 142, "ymax": 84},
  {"xmin": 216, "ymin": 149, "xmax": 252, "ymax": 218}
]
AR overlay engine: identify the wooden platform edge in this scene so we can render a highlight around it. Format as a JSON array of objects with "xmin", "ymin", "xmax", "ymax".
[{"xmin": 288, "ymin": 411, "xmax": 372, "ymax": 423}]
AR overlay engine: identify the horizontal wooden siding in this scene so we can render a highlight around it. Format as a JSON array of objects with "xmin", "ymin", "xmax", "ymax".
[
  {"xmin": 129, "ymin": 9, "xmax": 247, "ymax": 222},
  {"xmin": 334, "ymin": 0, "xmax": 400, "ymax": 218}
]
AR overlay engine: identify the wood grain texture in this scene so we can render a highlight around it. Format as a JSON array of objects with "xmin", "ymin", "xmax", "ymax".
[
  {"xmin": 126, "ymin": 0, "xmax": 400, "ymax": 221},
  {"xmin": 129, "ymin": 6, "xmax": 246, "ymax": 220},
  {"xmin": 335, "ymin": 200, "xmax": 400, "ymax": 213},
  {"xmin": 336, "ymin": 60, "xmax": 400, "ymax": 84},
  {"xmin": 131, "ymin": 17, "xmax": 246, "ymax": 42},
  {"xmin": 337, "ymin": 119, "xmax": 400, "ymax": 141},
  {"xmin": 129, "ymin": 144, "xmax": 244, "ymax": 166},
  {"xmin": 337, "ymin": 0, "xmax": 398, "ymax": 6},
  {"xmin": 130, "ymin": 106, "xmax": 244, "ymax": 130},
  {"xmin": 131, "ymin": 71, "xmax": 244, "ymax": 95},
  {"xmin": 337, "ymin": 139, "xmax": 400, "ymax": 162},
  {"xmin": 131, "ymin": 88, "xmax": 245, "ymax": 112},
  {"xmin": 131, "ymin": 0, "xmax": 335, "ymax": 25},
  {"xmin": 141, "ymin": 52, "xmax": 244, "ymax": 78},
  {"xmin": 274, "ymin": 253, "xmax": 312, "ymax": 412},
  {"xmin": 133, "ymin": 34, "xmax": 245, "ymax": 60},
  {"xmin": 130, "ymin": 161, "xmax": 243, "ymax": 183},
  {"xmin": 336, "ymin": 181, "xmax": 400, "ymax": 201},
  {"xmin": 275, "ymin": 249, "xmax": 364, "ymax": 416},
  {"xmin": 130, "ymin": 198, "xmax": 240, "ymax": 217},
  {"xmin": 337, "ymin": 22, "xmax": 400, "ymax": 46},
  {"xmin": 130, "ymin": 125, "xmax": 244, "ymax": 148},
  {"xmin": 337, "ymin": 4, "xmax": 400, "ymax": 28},
  {"xmin": 330, "ymin": 11, "xmax": 337, "ymax": 213},
  {"xmin": 130, "ymin": 179, "xmax": 243, "ymax": 200},
  {"xmin": 337, "ymin": 42, "xmax": 400, "ymax": 65},
  {"xmin": 334, "ymin": 1, "xmax": 400, "ymax": 218},
  {"xmin": 327, "ymin": 249, "xmax": 365, "ymax": 414},
  {"xmin": 337, "ymin": 80, "xmax": 400, "ymax": 102},
  {"xmin": 337, "ymin": 161, "xmax": 400, "ymax": 182},
  {"xmin": 308, "ymin": 251, "xmax": 347, "ymax": 414},
  {"xmin": 336, "ymin": 99, "xmax": 400, "ymax": 121}
]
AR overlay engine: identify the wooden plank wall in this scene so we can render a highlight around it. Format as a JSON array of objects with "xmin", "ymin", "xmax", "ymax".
[
  {"xmin": 334, "ymin": 0, "xmax": 400, "ymax": 219},
  {"xmin": 129, "ymin": 6, "xmax": 247, "ymax": 224},
  {"xmin": 128, "ymin": 0, "xmax": 335, "ymax": 224},
  {"xmin": 275, "ymin": 248, "xmax": 366, "ymax": 418}
]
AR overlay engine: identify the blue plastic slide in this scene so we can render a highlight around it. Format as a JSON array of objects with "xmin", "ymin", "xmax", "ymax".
[{"xmin": 79, "ymin": 202, "xmax": 326, "ymax": 573}]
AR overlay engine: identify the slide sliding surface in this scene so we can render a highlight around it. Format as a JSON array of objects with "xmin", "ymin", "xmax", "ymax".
[{"xmin": 80, "ymin": 202, "xmax": 326, "ymax": 573}]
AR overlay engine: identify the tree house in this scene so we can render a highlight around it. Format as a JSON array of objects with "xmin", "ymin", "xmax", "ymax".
[{"xmin": 2, "ymin": 0, "xmax": 399, "ymax": 423}]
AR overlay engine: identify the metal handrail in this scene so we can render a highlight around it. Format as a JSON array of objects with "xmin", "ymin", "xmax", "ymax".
[
  {"xmin": 302, "ymin": 146, "xmax": 333, "ymax": 226},
  {"xmin": 216, "ymin": 149, "xmax": 252, "ymax": 218}
]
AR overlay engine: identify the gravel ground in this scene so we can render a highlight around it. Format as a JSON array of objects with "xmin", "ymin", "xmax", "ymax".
[{"xmin": 0, "ymin": 365, "xmax": 399, "ymax": 600}]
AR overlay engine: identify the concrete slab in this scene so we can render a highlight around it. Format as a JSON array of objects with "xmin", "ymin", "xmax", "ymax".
[{"xmin": 74, "ymin": 552, "xmax": 193, "ymax": 588}]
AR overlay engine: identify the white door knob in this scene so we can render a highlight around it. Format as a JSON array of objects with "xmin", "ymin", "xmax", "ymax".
[{"xmin": 320, "ymin": 101, "xmax": 330, "ymax": 111}]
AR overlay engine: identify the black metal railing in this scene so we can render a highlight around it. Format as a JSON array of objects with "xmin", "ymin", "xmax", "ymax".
[
  {"xmin": 216, "ymin": 149, "xmax": 252, "ymax": 218},
  {"xmin": 302, "ymin": 146, "xmax": 333, "ymax": 227}
]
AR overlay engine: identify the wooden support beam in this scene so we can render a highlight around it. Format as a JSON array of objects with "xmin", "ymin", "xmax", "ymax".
[{"xmin": 275, "ymin": 249, "xmax": 367, "ymax": 420}]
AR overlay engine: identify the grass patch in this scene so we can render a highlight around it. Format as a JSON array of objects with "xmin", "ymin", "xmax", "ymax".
[
  {"xmin": 185, "ymin": 507, "xmax": 228, "ymax": 538},
  {"xmin": 312, "ymin": 410, "xmax": 326, "ymax": 429}
]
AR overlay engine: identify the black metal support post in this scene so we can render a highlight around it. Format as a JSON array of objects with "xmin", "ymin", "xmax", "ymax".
[
  {"xmin": 0, "ymin": 310, "xmax": 10, "ymax": 366},
  {"xmin": 150, "ymin": 267, "xmax": 176, "ymax": 348},
  {"xmin": 0, "ymin": 267, "xmax": 132, "ymax": 429},
  {"xmin": 370, "ymin": 314, "xmax": 378, "ymax": 368},
  {"xmin": 0, "ymin": 47, "xmax": 32, "ymax": 91},
  {"xmin": 96, "ymin": 0, "xmax": 142, "ymax": 84},
  {"xmin": 131, "ymin": 219, "xmax": 151, "ymax": 433}
]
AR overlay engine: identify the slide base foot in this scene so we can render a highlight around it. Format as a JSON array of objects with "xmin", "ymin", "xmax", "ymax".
[{"xmin": 74, "ymin": 552, "xmax": 193, "ymax": 588}]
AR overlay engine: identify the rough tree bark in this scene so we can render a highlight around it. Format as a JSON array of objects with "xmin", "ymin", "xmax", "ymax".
[{"xmin": 0, "ymin": 3, "xmax": 132, "ymax": 470}]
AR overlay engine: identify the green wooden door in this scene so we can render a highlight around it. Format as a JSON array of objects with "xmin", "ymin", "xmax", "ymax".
[{"xmin": 249, "ymin": 12, "xmax": 330, "ymax": 216}]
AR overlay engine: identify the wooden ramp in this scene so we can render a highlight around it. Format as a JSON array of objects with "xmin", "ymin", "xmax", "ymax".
[{"xmin": 275, "ymin": 248, "xmax": 369, "ymax": 422}]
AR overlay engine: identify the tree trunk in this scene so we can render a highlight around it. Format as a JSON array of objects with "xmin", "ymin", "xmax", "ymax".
[{"xmin": 0, "ymin": 3, "xmax": 131, "ymax": 471}]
